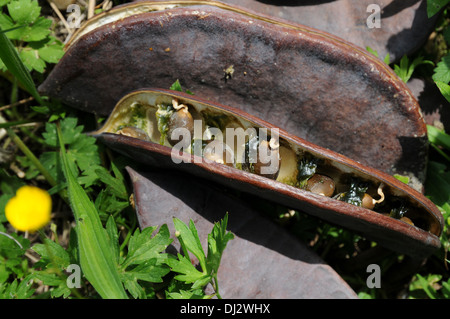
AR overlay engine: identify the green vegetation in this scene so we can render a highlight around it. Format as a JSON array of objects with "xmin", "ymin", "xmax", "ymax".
[{"xmin": 0, "ymin": 0, "xmax": 449, "ymax": 300}]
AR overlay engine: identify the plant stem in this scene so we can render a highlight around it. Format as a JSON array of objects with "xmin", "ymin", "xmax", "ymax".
[
  {"xmin": 213, "ymin": 274, "xmax": 222, "ymax": 299},
  {"xmin": 119, "ymin": 217, "xmax": 136, "ymax": 253},
  {"xmin": 0, "ymin": 231, "xmax": 23, "ymax": 249},
  {"xmin": 0, "ymin": 119, "xmax": 39, "ymax": 129},
  {"xmin": 6, "ymin": 128, "xmax": 57, "ymax": 187}
]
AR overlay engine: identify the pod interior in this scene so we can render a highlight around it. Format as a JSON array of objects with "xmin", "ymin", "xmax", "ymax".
[{"xmin": 95, "ymin": 90, "xmax": 441, "ymax": 236}]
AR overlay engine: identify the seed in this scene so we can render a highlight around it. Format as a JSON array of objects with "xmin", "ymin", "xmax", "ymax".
[
  {"xmin": 361, "ymin": 193, "xmax": 375, "ymax": 210},
  {"xmin": 117, "ymin": 127, "xmax": 150, "ymax": 141},
  {"xmin": 167, "ymin": 106, "xmax": 194, "ymax": 146},
  {"xmin": 400, "ymin": 216, "xmax": 414, "ymax": 225},
  {"xmin": 306, "ymin": 174, "xmax": 335, "ymax": 197},
  {"xmin": 203, "ymin": 140, "xmax": 235, "ymax": 167},
  {"xmin": 253, "ymin": 138, "xmax": 280, "ymax": 179}
]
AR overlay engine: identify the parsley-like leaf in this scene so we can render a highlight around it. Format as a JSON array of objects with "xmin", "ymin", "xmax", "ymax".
[
  {"xmin": 0, "ymin": 0, "xmax": 64, "ymax": 73},
  {"xmin": 167, "ymin": 214, "xmax": 233, "ymax": 297},
  {"xmin": 206, "ymin": 213, "xmax": 234, "ymax": 276},
  {"xmin": 118, "ymin": 225, "xmax": 172, "ymax": 298},
  {"xmin": 121, "ymin": 225, "xmax": 172, "ymax": 269},
  {"xmin": 7, "ymin": 0, "xmax": 40, "ymax": 25},
  {"xmin": 40, "ymin": 117, "xmax": 102, "ymax": 187},
  {"xmin": 394, "ymin": 55, "xmax": 434, "ymax": 83},
  {"xmin": 433, "ymin": 53, "xmax": 450, "ymax": 84}
]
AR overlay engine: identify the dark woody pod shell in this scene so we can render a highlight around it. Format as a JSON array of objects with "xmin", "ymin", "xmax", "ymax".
[{"xmin": 38, "ymin": 1, "xmax": 429, "ymax": 188}]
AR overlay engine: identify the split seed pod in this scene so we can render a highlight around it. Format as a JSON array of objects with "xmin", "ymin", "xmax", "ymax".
[
  {"xmin": 93, "ymin": 88, "xmax": 443, "ymax": 259},
  {"xmin": 39, "ymin": 1, "xmax": 429, "ymax": 188}
]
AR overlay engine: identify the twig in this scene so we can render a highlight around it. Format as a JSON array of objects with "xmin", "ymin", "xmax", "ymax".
[
  {"xmin": 101, "ymin": 0, "xmax": 112, "ymax": 10},
  {"xmin": 6, "ymin": 128, "xmax": 57, "ymax": 187},
  {"xmin": 0, "ymin": 120, "xmax": 41, "ymax": 129},
  {"xmin": 48, "ymin": 0, "xmax": 74, "ymax": 36},
  {"xmin": 0, "ymin": 96, "xmax": 34, "ymax": 112},
  {"xmin": 25, "ymin": 251, "xmax": 40, "ymax": 263},
  {"xmin": 88, "ymin": 0, "xmax": 96, "ymax": 19}
]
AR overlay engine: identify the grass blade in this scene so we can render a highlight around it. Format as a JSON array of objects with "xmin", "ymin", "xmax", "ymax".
[
  {"xmin": 427, "ymin": 125, "xmax": 450, "ymax": 150},
  {"xmin": 0, "ymin": 26, "xmax": 44, "ymax": 105},
  {"xmin": 57, "ymin": 123, "xmax": 128, "ymax": 299}
]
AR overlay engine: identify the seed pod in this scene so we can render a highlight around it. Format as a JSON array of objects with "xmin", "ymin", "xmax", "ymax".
[
  {"xmin": 306, "ymin": 174, "xmax": 335, "ymax": 197},
  {"xmin": 167, "ymin": 100, "xmax": 194, "ymax": 146},
  {"xmin": 38, "ymin": 1, "xmax": 430, "ymax": 188},
  {"xmin": 93, "ymin": 88, "xmax": 444, "ymax": 259}
]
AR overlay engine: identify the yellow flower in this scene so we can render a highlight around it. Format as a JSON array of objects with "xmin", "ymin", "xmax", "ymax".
[{"xmin": 5, "ymin": 186, "xmax": 52, "ymax": 233}]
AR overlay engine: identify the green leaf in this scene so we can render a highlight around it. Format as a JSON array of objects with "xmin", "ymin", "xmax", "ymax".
[
  {"xmin": 41, "ymin": 117, "xmax": 102, "ymax": 187},
  {"xmin": 43, "ymin": 117, "xmax": 83, "ymax": 147},
  {"xmin": 170, "ymin": 79, "xmax": 183, "ymax": 92},
  {"xmin": 95, "ymin": 167, "xmax": 128, "ymax": 200},
  {"xmin": 435, "ymin": 81, "xmax": 450, "ymax": 103},
  {"xmin": 366, "ymin": 46, "xmax": 379, "ymax": 57},
  {"xmin": 105, "ymin": 216, "xmax": 120, "ymax": 265},
  {"xmin": 50, "ymin": 284, "xmax": 71, "ymax": 298},
  {"xmin": 168, "ymin": 215, "xmax": 233, "ymax": 296},
  {"xmin": 416, "ymin": 274, "xmax": 440, "ymax": 299},
  {"xmin": 427, "ymin": 0, "xmax": 450, "ymax": 18},
  {"xmin": 19, "ymin": 47, "xmax": 45, "ymax": 73},
  {"xmin": 442, "ymin": 278, "xmax": 450, "ymax": 299},
  {"xmin": 6, "ymin": 17, "xmax": 52, "ymax": 42},
  {"xmin": 120, "ymin": 274, "xmax": 145, "ymax": 299},
  {"xmin": 0, "ymin": 275, "xmax": 34, "ymax": 299},
  {"xmin": 123, "ymin": 258, "xmax": 170, "ymax": 283},
  {"xmin": 425, "ymin": 161, "xmax": 450, "ymax": 207},
  {"xmin": 32, "ymin": 238, "xmax": 71, "ymax": 269},
  {"xmin": 122, "ymin": 225, "xmax": 172, "ymax": 268},
  {"xmin": 0, "ymin": 25, "xmax": 43, "ymax": 104},
  {"xmin": 432, "ymin": 53, "xmax": 450, "ymax": 83},
  {"xmin": 444, "ymin": 25, "xmax": 450, "ymax": 44},
  {"xmin": 206, "ymin": 213, "xmax": 234, "ymax": 275},
  {"xmin": 118, "ymin": 225, "xmax": 172, "ymax": 298},
  {"xmin": 37, "ymin": 37, "xmax": 64, "ymax": 63},
  {"xmin": 167, "ymin": 253, "xmax": 210, "ymax": 285},
  {"xmin": 393, "ymin": 174, "xmax": 410, "ymax": 184},
  {"xmin": 366, "ymin": 46, "xmax": 390, "ymax": 64},
  {"xmin": 394, "ymin": 55, "xmax": 434, "ymax": 83},
  {"xmin": 0, "ymin": 14, "xmax": 15, "ymax": 34},
  {"xmin": 32, "ymin": 272, "xmax": 63, "ymax": 286},
  {"xmin": 173, "ymin": 218, "xmax": 207, "ymax": 272},
  {"xmin": 94, "ymin": 188, "xmax": 129, "ymax": 216},
  {"xmin": 169, "ymin": 79, "xmax": 194, "ymax": 95},
  {"xmin": 167, "ymin": 289, "xmax": 206, "ymax": 299},
  {"xmin": 427, "ymin": 125, "xmax": 450, "ymax": 150},
  {"xmin": 7, "ymin": 0, "xmax": 41, "ymax": 25},
  {"xmin": 57, "ymin": 123, "xmax": 128, "ymax": 299}
]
